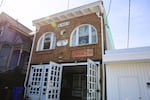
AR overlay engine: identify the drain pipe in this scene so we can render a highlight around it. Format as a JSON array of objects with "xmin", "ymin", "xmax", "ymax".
[
  {"xmin": 97, "ymin": 3, "xmax": 105, "ymax": 100},
  {"xmin": 99, "ymin": 14, "xmax": 106, "ymax": 100},
  {"xmin": 24, "ymin": 29, "xmax": 37, "ymax": 98}
]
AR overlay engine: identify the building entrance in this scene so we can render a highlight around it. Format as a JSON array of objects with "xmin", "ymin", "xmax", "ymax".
[
  {"xmin": 25, "ymin": 59, "xmax": 100, "ymax": 100},
  {"xmin": 61, "ymin": 66, "xmax": 86, "ymax": 100}
]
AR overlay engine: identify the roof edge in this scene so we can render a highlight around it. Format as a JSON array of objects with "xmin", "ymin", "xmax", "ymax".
[
  {"xmin": 103, "ymin": 46, "xmax": 150, "ymax": 63},
  {"xmin": 33, "ymin": 1, "xmax": 103, "ymax": 28}
]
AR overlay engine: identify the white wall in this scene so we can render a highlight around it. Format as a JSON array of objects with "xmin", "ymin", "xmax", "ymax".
[{"xmin": 106, "ymin": 62, "xmax": 150, "ymax": 100}]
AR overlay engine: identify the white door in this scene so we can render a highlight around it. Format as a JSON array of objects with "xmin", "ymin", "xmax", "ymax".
[
  {"xmin": 119, "ymin": 76, "xmax": 141, "ymax": 100},
  {"xmin": 40, "ymin": 65, "xmax": 51, "ymax": 100},
  {"xmin": 87, "ymin": 59, "xmax": 100, "ymax": 100},
  {"xmin": 26, "ymin": 65, "xmax": 44, "ymax": 100},
  {"xmin": 26, "ymin": 62, "xmax": 62, "ymax": 100},
  {"xmin": 46, "ymin": 61, "xmax": 63, "ymax": 100}
]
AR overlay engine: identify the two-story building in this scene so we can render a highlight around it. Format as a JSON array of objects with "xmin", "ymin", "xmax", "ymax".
[
  {"xmin": 24, "ymin": 1, "xmax": 114, "ymax": 100},
  {"xmin": 0, "ymin": 12, "xmax": 32, "ymax": 72}
]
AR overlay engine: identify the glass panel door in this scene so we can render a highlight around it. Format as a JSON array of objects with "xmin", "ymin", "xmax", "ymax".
[
  {"xmin": 26, "ymin": 65, "xmax": 44, "ymax": 100},
  {"xmin": 46, "ymin": 61, "xmax": 63, "ymax": 100},
  {"xmin": 87, "ymin": 59, "xmax": 100, "ymax": 100}
]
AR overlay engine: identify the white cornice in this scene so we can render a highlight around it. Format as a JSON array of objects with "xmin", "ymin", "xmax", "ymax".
[
  {"xmin": 103, "ymin": 47, "xmax": 150, "ymax": 63},
  {"xmin": 33, "ymin": 1, "xmax": 103, "ymax": 29}
]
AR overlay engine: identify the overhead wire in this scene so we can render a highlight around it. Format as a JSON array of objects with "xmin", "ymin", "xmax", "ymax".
[{"xmin": 107, "ymin": 0, "xmax": 112, "ymax": 16}]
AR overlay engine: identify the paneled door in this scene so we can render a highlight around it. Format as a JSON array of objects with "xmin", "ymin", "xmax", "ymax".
[
  {"xmin": 87, "ymin": 59, "xmax": 100, "ymax": 100},
  {"xmin": 26, "ymin": 61, "xmax": 62, "ymax": 100},
  {"xmin": 26, "ymin": 65, "xmax": 45, "ymax": 100},
  {"xmin": 46, "ymin": 61, "xmax": 63, "ymax": 100}
]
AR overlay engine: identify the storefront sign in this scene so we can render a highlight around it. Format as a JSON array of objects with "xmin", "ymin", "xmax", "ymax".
[{"xmin": 72, "ymin": 49, "xmax": 93, "ymax": 57}]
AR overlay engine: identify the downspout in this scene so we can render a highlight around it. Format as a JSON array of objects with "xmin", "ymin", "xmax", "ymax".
[
  {"xmin": 24, "ymin": 29, "xmax": 37, "ymax": 98},
  {"xmin": 97, "ymin": 2, "xmax": 105, "ymax": 100}
]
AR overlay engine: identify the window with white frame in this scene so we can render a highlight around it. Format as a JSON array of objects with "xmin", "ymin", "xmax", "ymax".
[
  {"xmin": 36, "ymin": 32, "xmax": 56, "ymax": 51},
  {"xmin": 70, "ymin": 24, "xmax": 98, "ymax": 47}
]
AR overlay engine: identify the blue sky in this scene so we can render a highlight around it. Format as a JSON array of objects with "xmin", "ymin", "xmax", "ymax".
[{"xmin": 0, "ymin": 0, "xmax": 150, "ymax": 49}]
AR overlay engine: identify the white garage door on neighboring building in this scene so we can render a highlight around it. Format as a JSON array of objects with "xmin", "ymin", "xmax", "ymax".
[
  {"xmin": 106, "ymin": 63, "xmax": 150, "ymax": 100},
  {"xmin": 103, "ymin": 47, "xmax": 150, "ymax": 100},
  {"xmin": 119, "ymin": 76, "xmax": 141, "ymax": 100}
]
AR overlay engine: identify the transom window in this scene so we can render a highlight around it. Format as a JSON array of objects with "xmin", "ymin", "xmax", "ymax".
[
  {"xmin": 36, "ymin": 32, "xmax": 56, "ymax": 51},
  {"xmin": 70, "ymin": 24, "xmax": 98, "ymax": 47}
]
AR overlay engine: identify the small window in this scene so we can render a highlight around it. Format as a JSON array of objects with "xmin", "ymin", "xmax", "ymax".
[
  {"xmin": 44, "ymin": 34, "xmax": 51, "ymax": 49},
  {"xmin": 70, "ymin": 24, "xmax": 98, "ymax": 47},
  {"xmin": 36, "ymin": 32, "xmax": 56, "ymax": 51}
]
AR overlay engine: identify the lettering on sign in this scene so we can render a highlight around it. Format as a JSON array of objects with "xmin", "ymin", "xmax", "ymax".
[
  {"xmin": 58, "ymin": 21, "xmax": 70, "ymax": 27},
  {"xmin": 72, "ymin": 49, "xmax": 93, "ymax": 57}
]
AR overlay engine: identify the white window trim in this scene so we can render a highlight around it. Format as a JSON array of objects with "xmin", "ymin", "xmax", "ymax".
[
  {"xmin": 36, "ymin": 32, "xmax": 56, "ymax": 51},
  {"xmin": 70, "ymin": 24, "xmax": 98, "ymax": 47}
]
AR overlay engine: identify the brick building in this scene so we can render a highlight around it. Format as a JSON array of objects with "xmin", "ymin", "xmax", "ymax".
[{"xmin": 24, "ymin": 1, "xmax": 114, "ymax": 100}]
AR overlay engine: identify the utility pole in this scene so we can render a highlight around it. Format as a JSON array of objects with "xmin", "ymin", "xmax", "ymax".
[
  {"xmin": 127, "ymin": 0, "xmax": 131, "ymax": 48},
  {"xmin": 0, "ymin": 0, "xmax": 4, "ymax": 7},
  {"xmin": 67, "ymin": 0, "xmax": 70, "ymax": 9}
]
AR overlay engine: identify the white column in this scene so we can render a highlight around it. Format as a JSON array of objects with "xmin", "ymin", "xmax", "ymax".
[
  {"xmin": 17, "ymin": 45, "xmax": 23, "ymax": 66},
  {"xmin": 6, "ymin": 46, "xmax": 14, "ymax": 70}
]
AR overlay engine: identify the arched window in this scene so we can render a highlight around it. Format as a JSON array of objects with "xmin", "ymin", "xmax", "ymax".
[
  {"xmin": 36, "ymin": 32, "xmax": 56, "ymax": 51},
  {"xmin": 70, "ymin": 24, "xmax": 98, "ymax": 47}
]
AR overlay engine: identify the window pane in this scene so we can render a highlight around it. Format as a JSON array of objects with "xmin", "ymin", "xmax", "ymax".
[
  {"xmin": 79, "ymin": 36, "xmax": 89, "ymax": 44},
  {"xmin": 71, "ymin": 30, "xmax": 76, "ymax": 46},
  {"xmin": 44, "ymin": 42, "xmax": 50, "ymax": 49},
  {"xmin": 79, "ymin": 25, "xmax": 89, "ymax": 45},
  {"xmin": 0, "ymin": 47, "xmax": 10, "ymax": 67},
  {"xmin": 45, "ymin": 34, "xmax": 51, "ymax": 41},
  {"xmin": 79, "ymin": 25, "xmax": 88, "ymax": 36},
  {"xmin": 37, "ymin": 37, "xmax": 43, "ymax": 51},
  {"xmin": 51, "ymin": 35, "xmax": 56, "ymax": 49},
  {"xmin": 92, "ymin": 27, "xmax": 97, "ymax": 43},
  {"xmin": 44, "ymin": 34, "xmax": 51, "ymax": 49}
]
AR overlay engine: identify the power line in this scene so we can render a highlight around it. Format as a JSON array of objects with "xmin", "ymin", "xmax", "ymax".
[
  {"xmin": 127, "ymin": 0, "xmax": 131, "ymax": 48},
  {"xmin": 107, "ymin": 0, "xmax": 112, "ymax": 16}
]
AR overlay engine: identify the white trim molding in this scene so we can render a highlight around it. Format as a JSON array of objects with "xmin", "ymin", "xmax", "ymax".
[
  {"xmin": 32, "ymin": 1, "xmax": 103, "ymax": 29},
  {"xmin": 103, "ymin": 47, "xmax": 150, "ymax": 63}
]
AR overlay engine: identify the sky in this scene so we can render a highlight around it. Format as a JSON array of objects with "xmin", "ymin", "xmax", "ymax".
[{"xmin": 0, "ymin": 0, "xmax": 150, "ymax": 49}]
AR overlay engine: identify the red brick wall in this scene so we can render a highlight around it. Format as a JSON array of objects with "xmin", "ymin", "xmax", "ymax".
[{"xmin": 31, "ymin": 13, "xmax": 102, "ymax": 64}]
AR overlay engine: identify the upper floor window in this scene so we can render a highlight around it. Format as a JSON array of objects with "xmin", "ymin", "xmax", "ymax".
[
  {"xmin": 70, "ymin": 24, "xmax": 98, "ymax": 47},
  {"xmin": 36, "ymin": 32, "xmax": 56, "ymax": 51}
]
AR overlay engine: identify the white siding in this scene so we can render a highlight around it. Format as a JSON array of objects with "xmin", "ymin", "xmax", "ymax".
[{"xmin": 106, "ymin": 62, "xmax": 150, "ymax": 100}]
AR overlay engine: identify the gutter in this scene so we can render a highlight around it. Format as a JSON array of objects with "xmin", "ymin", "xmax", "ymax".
[
  {"xmin": 23, "ymin": 29, "xmax": 37, "ymax": 98},
  {"xmin": 97, "ymin": 2, "xmax": 105, "ymax": 100}
]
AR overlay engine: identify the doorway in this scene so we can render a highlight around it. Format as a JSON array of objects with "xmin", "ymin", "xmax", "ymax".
[
  {"xmin": 60, "ymin": 66, "xmax": 86, "ymax": 100},
  {"xmin": 25, "ymin": 59, "xmax": 100, "ymax": 100}
]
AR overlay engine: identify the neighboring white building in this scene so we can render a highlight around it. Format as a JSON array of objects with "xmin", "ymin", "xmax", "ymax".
[{"xmin": 103, "ymin": 46, "xmax": 150, "ymax": 100}]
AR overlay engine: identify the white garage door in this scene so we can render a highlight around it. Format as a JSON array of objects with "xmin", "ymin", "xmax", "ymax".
[{"xmin": 119, "ymin": 76, "xmax": 141, "ymax": 100}]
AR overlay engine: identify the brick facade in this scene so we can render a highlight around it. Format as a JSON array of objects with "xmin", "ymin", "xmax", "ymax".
[{"xmin": 31, "ymin": 13, "xmax": 102, "ymax": 64}]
